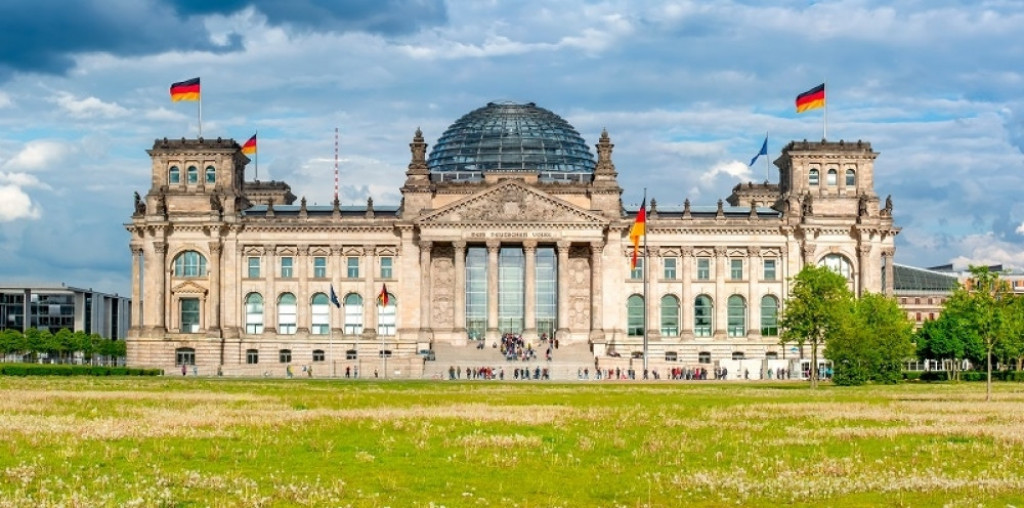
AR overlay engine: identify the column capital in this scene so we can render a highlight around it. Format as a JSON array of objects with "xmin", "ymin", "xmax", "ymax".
[
  {"xmin": 881, "ymin": 247, "xmax": 895, "ymax": 257},
  {"xmin": 522, "ymin": 239, "xmax": 538, "ymax": 251},
  {"xmin": 556, "ymin": 240, "xmax": 572, "ymax": 251},
  {"xmin": 418, "ymin": 240, "xmax": 433, "ymax": 251},
  {"xmin": 486, "ymin": 239, "xmax": 501, "ymax": 252},
  {"xmin": 296, "ymin": 244, "xmax": 309, "ymax": 256},
  {"xmin": 746, "ymin": 246, "xmax": 760, "ymax": 257},
  {"xmin": 331, "ymin": 244, "xmax": 344, "ymax": 255},
  {"xmin": 858, "ymin": 244, "xmax": 872, "ymax": 255},
  {"xmin": 590, "ymin": 241, "xmax": 605, "ymax": 254},
  {"xmin": 680, "ymin": 246, "xmax": 694, "ymax": 257},
  {"xmin": 803, "ymin": 243, "xmax": 817, "ymax": 259},
  {"xmin": 153, "ymin": 241, "xmax": 167, "ymax": 255},
  {"xmin": 453, "ymin": 240, "xmax": 467, "ymax": 251},
  {"xmin": 713, "ymin": 246, "xmax": 727, "ymax": 257},
  {"xmin": 130, "ymin": 243, "xmax": 144, "ymax": 255},
  {"xmin": 208, "ymin": 242, "xmax": 223, "ymax": 255}
]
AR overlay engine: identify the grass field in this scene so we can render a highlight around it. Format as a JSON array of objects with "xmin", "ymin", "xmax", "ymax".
[{"xmin": 2, "ymin": 378, "xmax": 1024, "ymax": 507}]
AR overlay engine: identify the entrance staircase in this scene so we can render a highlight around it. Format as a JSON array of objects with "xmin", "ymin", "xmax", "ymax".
[{"xmin": 423, "ymin": 341, "xmax": 596, "ymax": 381}]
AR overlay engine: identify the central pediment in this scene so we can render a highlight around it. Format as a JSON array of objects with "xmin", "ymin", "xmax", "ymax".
[{"xmin": 417, "ymin": 180, "xmax": 609, "ymax": 226}]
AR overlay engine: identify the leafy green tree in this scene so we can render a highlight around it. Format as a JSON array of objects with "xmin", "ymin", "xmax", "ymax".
[
  {"xmin": 826, "ymin": 293, "xmax": 914, "ymax": 385},
  {"xmin": 72, "ymin": 331, "xmax": 91, "ymax": 363},
  {"xmin": 52, "ymin": 328, "xmax": 74, "ymax": 364},
  {"xmin": 958, "ymin": 267, "xmax": 1019, "ymax": 401},
  {"xmin": 780, "ymin": 264, "xmax": 854, "ymax": 388}
]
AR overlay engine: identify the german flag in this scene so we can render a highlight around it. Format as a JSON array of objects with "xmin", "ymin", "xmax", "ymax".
[
  {"xmin": 241, "ymin": 134, "xmax": 257, "ymax": 155},
  {"xmin": 796, "ymin": 83, "xmax": 825, "ymax": 113},
  {"xmin": 170, "ymin": 77, "xmax": 200, "ymax": 102},
  {"xmin": 629, "ymin": 198, "xmax": 646, "ymax": 269},
  {"xmin": 377, "ymin": 283, "xmax": 390, "ymax": 307}
]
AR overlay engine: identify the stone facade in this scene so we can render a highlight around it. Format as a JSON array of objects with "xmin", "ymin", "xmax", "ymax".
[{"xmin": 126, "ymin": 124, "xmax": 899, "ymax": 377}]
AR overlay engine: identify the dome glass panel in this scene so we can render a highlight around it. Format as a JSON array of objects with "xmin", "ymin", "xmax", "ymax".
[{"xmin": 427, "ymin": 102, "xmax": 596, "ymax": 179}]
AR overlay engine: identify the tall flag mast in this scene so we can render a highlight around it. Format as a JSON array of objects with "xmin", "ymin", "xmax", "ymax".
[
  {"xmin": 334, "ymin": 127, "xmax": 340, "ymax": 201},
  {"xmin": 629, "ymin": 191, "xmax": 648, "ymax": 372},
  {"xmin": 796, "ymin": 82, "xmax": 827, "ymax": 139},
  {"xmin": 169, "ymin": 77, "xmax": 201, "ymax": 137}
]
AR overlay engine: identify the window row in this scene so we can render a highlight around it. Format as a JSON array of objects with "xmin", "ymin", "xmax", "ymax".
[
  {"xmin": 170, "ymin": 250, "xmax": 396, "ymax": 281},
  {"xmin": 626, "ymin": 294, "xmax": 779, "ymax": 338},
  {"xmin": 168, "ymin": 165, "xmax": 217, "ymax": 185},
  {"xmin": 247, "ymin": 255, "xmax": 393, "ymax": 279},
  {"xmin": 630, "ymin": 258, "xmax": 778, "ymax": 282},
  {"xmin": 244, "ymin": 292, "xmax": 397, "ymax": 336},
  {"xmin": 176, "ymin": 347, "xmax": 362, "ymax": 366},
  {"xmin": 809, "ymin": 168, "xmax": 856, "ymax": 187}
]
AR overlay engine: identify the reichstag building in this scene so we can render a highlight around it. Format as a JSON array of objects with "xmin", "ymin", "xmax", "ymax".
[{"xmin": 125, "ymin": 102, "xmax": 898, "ymax": 376}]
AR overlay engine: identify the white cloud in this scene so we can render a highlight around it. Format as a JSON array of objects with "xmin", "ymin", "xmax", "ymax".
[
  {"xmin": 699, "ymin": 160, "xmax": 753, "ymax": 187},
  {"xmin": 1, "ymin": 141, "xmax": 74, "ymax": 172},
  {"xmin": 1017, "ymin": 222, "xmax": 1024, "ymax": 235},
  {"xmin": 52, "ymin": 91, "xmax": 129, "ymax": 119},
  {"xmin": 950, "ymin": 233, "xmax": 1024, "ymax": 271},
  {"xmin": 0, "ymin": 91, "xmax": 11, "ymax": 109},
  {"xmin": 0, "ymin": 185, "xmax": 40, "ymax": 222},
  {"xmin": 0, "ymin": 171, "xmax": 49, "ymax": 190}
]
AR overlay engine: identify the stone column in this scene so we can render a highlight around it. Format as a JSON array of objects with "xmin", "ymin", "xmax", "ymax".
[
  {"xmin": 555, "ymin": 240, "xmax": 571, "ymax": 340},
  {"xmin": 295, "ymin": 245, "xmax": 309, "ymax": 334},
  {"xmin": 330, "ymin": 245, "xmax": 343, "ymax": 334},
  {"xmin": 363, "ymin": 245, "xmax": 377, "ymax": 331},
  {"xmin": 453, "ymin": 241, "xmax": 467, "ymax": 335},
  {"xmin": 714, "ymin": 246, "xmax": 727, "ymax": 338},
  {"xmin": 590, "ymin": 241, "xmax": 605, "ymax": 341},
  {"xmin": 264, "ymin": 245, "xmax": 277, "ymax": 334},
  {"xmin": 486, "ymin": 240, "xmax": 500, "ymax": 341},
  {"xmin": 680, "ymin": 247, "xmax": 693, "ymax": 339},
  {"xmin": 208, "ymin": 241, "xmax": 222, "ymax": 335},
  {"xmin": 152, "ymin": 241, "xmax": 168, "ymax": 333},
  {"xmin": 802, "ymin": 243, "xmax": 816, "ymax": 267},
  {"xmin": 857, "ymin": 244, "xmax": 871, "ymax": 297},
  {"xmin": 419, "ymin": 241, "xmax": 433, "ymax": 334},
  {"xmin": 130, "ymin": 244, "xmax": 142, "ymax": 331},
  {"xmin": 522, "ymin": 240, "xmax": 537, "ymax": 340},
  {"xmin": 883, "ymin": 248, "xmax": 895, "ymax": 296},
  {"xmin": 747, "ymin": 246, "xmax": 760, "ymax": 338}
]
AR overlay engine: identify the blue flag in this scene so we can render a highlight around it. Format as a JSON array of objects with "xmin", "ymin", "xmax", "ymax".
[
  {"xmin": 748, "ymin": 137, "xmax": 768, "ymax": 166},
  {"xmin": 329, "ymin": 284, "xmax": 341, "ymax": 308}
]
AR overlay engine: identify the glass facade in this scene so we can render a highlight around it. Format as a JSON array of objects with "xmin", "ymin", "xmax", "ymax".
[
  {"xmin": 465, "ymin": 247, "xmax": 487, "ymax": 340},
  {"xmin": 694, "ymin": 295, "xmax": 713, "ymax": 337},
  {"xmin": 497, "ymin": 247, "xmax": 524, "ymax": 333},
  {"xmin": 727, "ymin": 295, "xmax": 746, "ymax": 337},
  {"xmin": 535, "ymin": 247, "xmax": 557, "ymax": 338},
  {"xmin": 180, "ymin": 298, "xmax": 199, "ymax": 333},
  {"xmin": 627, "ymin": 295, "xmax": 644, "ymax": 336},
  {"xmin": 310, "ymin": 293, "xmax": 329, "ymax": 334}
]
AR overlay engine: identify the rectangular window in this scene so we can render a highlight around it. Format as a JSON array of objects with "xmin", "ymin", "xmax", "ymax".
[
  {"xmin": 246, "ymin": 349, "xmax": 258, "ymax": 365},
  {"xmin": 280, "ymin": 257, "xmax": 293, "ymax": 278},
  {"xmin": 763, "ymin": 259, "xmax": 776, "ymax": 281},
  {"xmin": 248, "ymin": 257, "xmax": 260, "ymax": 278},
  {"xmin": 380, "ymin": 257, "xmax": 393, "ymax": 279},
  {"xmin": 313, "ymin": 350, "xmax": 325, "ymax": 362},
  {"xmin": 347, "ymin": 257, "xmax": 359, "ymax": 278},
  {"xmin": 730, "ymin": 259, "xmax": 743, "ymax": 280},
  {"xmin": 663, "ymin": 258, "xmax": 677, "ymax": 280},
  {"xmin": 279, "ymin": 349, "xmax": 291, "ymax": 363},
  {"xmin": 180, "ymin": 298, "xmax": 199, "ymax": 333},
  {"xmin": 630, "ymin": 258, "xmax": 644, "ymax": 280},
  {"xmin": 697, "ymin": 258, "xmax": 710, "ymax": 280},
  {"xmin": 313, "ymin": 257, "xmax": 327, "ymax": 278}
]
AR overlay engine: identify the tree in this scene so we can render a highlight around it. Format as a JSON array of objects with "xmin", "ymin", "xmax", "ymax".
[
  {"xmin": 780, "ymin": 264, "xmax": 854, "ymax": 388},
  {"xmin": 826, "ymin": 293, "xmax": 915, "ymax": 386},
  {"xmin": 958, "ymin": 266, "xmax": 1020, "ymax": 401}
]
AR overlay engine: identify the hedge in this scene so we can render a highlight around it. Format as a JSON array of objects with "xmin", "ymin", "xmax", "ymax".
[
  {"xmin": 0, "ymin": 364, "xmax": 163, "ymax": 377},
  {"xmin": 904, "ymin": 370, "xmax": 1024, "ymax": 382}
]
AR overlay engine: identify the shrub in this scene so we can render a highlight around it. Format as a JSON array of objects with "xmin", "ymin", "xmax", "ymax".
[
  {"xmin": 919, "ymin": 371, "xmax": 950, "ymax": 382},
  {"xmin": 0, "ymin": 363, "xmax": 162, "ymax": 377},
  {"xmin": 903, "ymin": 371, "xmax": 923, "ymax": 381}
]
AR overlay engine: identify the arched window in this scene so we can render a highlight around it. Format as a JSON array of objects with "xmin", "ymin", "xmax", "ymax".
[
  {"xmin": 187, "ymin": 165, "xmax": 198, "ymax": 184},
  {"xmin": 173, "ymin": 251, "xmax": 207, "ymax": 277},
  {"xmin": 310, "ymin": 293, "xmax": 329, "ymax": 335},
  {"xmin": 245, "ymin": 293, "xmax": 264, "ymax": 334},
  {"xmin": 760, "ymin": 295, "xmax": 779, "ymax": 336},
  {"xmin": 344, "ymin": 293, "xmax": 363, "ymax": 334},
  {"xmin": 808, "ymin": 169, "xmax": 819, "ymax": 186},
  {"xmin": 694, "ymin": 295, "xmax": 713, "ymax": 337},
  {"xmin": 168, "ymin": 166, "xmax": 181, "ymax": 184},
  {"xmin": 175, "ymin": 347, "xmax": 195, "ymax": 366},
  {"xmin": 278, "ymin": 293, "xmax": 297, "ymax": 334},
  {"xmin": 845, "ymin": 168, "xmax": 856, "ymax": 186},
  {"xmin": 205, "ymin": 165, "xmax": 216, "ymax": 184},
  {"xmin": 826, "ymin": 169, "xmax": 837, "ymax": 185},
  {"xmin": 660, "ymin": 295, "xmax": 679, "ymax": 337},
  {"xmin": 818, "ymin": 254, "xmax": 853, "ymax": 280},
  {"xmin": 627, "ymin": 294, "xmax": 644, "ymax": 336},
  {"xmin": 727, "ymin": 295, "xmax": 746, "ymax": 337},
  {"xmin": 378, "ymin": 293, "xmax": 397, "ymax": 336}
]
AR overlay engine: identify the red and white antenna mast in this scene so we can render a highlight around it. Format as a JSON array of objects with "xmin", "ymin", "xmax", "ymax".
[{"xmin": 334, "ymin": 127, "xmax": 339, "ymax": 201}]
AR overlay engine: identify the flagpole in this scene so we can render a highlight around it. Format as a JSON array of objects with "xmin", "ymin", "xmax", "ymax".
[
  {"xmin": 764, "ymin": 130, "xmax": 770, "ymax": 182},
  {"xmin": 329, "ymin": 303, "xmax": 335, "ymax": 378},
  {"xmin": 254, "ymin": 130, "xmax": 259, "ymax": 181},
  {"xmin": 822, "ymin": 79, "xmax": 827, "ymax": 140},
  {"xmin": 642, "ymin": 188, "xmax": 649, "ymax": 374},
  {"xmin": 198, "ymin": 93, "xmax": 203, "ymax": 138}
]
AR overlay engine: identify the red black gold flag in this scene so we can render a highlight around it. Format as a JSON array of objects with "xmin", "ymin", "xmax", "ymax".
[
  {"xmin": 378, "ymin": 283, "xmax": 390, "ymax": 307},
  {"xmin": 796, "ymin": 83, "xmax": 825, "ymax": 113},
  {"xmin": 241, "ymin": 134, "xmax": 257, "ymax": 155},
  {"xmin": 170, "ymin": 77, "xmax": 200, "ymax": 102},
  {"xmin": 629, "ymin": 198, "xmax": 646, "ymax": 269}
]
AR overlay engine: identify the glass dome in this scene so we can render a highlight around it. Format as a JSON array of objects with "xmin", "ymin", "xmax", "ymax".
[{"xmin": 427, "ymin": 102, "xmax": 595, "ymax": 180}]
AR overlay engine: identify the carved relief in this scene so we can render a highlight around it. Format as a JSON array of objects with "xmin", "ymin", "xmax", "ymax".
[
  {"xmin": 431, "ymin": 257, "xmax": 455, "ymax": 328},
  {"xmin": 570, "ymin": 296, "xmax": 589, "ymax": 329},
  {"xmin": 568, "ymin": 256, "xmax": 591, "ymax": 329}
]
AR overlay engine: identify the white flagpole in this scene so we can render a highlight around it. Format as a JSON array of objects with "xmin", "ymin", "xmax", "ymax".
[
  {"xmin": 642, "ymin": 188, "xmax": 649, "ymax": 374},
  {"xmin": 198, "ymin": 92, "xmax": 203, "ymax": 138},
  {"xmin": 822, "ymin": 79, "xmax": 827, "ymax": 140},
  {"xmin": 764, "ymin": 130, "xmax": 770, "ymax": 182}
]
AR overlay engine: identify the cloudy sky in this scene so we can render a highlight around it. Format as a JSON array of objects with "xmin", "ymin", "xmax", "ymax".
[{"xmin": 1, "ymin": 0, "xmax": 1022, "ymax": 296}]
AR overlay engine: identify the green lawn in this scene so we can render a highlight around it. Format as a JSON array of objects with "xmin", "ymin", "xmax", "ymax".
[{"xmin": 2, "ymin": 377, "xmax": 1023, "ymax": 507}]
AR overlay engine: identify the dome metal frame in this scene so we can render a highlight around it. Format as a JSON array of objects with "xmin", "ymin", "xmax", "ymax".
[{"xmin": 427, "ymin": 102, "xmax": 596, "ymax": 180}]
